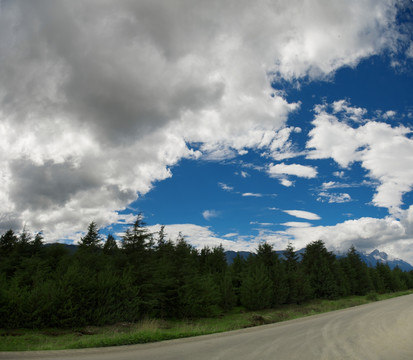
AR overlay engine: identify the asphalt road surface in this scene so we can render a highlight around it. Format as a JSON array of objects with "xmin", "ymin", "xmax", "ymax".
[{"xmin": 3, "ymin": 294, "xmax": 413, "ymax": 360}]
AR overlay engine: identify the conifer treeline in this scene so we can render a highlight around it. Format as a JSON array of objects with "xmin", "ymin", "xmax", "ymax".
[{"xmin": 1, "ymin": 218, "xmax": 412, "ymax": 329}]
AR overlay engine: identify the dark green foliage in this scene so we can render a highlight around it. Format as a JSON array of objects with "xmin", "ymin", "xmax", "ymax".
[
  {"xmin": 0, "ymin": 229, "xmax": 18, "ymax": 254},
  {"xmin": 219, "ymin": 271, "xmax": 237, "ymax": 310},
  {"xmin": 103, "ymin": 234, "xmax": 119, "ymax": 255},
  {"xmin": 122, "ymin": 215, "xmax": 152, "ymax": 255},
  {"xmin": 240, "ymin": 263, "xmax": 273, "ymax": 310},
  {"xmin": 301, "ymin": 240, "xmax": 339, "ymax": 299},
  {"xmin": 339, "ymin": 246, "xmax": 373, "ymax": 296},
  {"xmin": 78, "ymin": 222, "xmax": 102, "ymax": 251},
  {"xmin": 1, "ymin": 222, "xmax": 413, "ymax": 329},
  {"xmin": 283, "ymin": 244, "xmax": 312, "ymax": 304}
]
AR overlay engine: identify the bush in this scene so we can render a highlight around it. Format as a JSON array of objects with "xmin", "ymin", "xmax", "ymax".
[{"xmin": 366, "ymin": 291, "xmax": 379, "ymax": 301}]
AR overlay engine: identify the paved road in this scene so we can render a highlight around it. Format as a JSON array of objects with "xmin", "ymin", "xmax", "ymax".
[{"xmin": 3, "ymin": 294, "xmax": 413, "ymax": 360}]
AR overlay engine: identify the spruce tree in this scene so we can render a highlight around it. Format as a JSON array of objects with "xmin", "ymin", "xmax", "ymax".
[
  {"xmin": 103, "ymin": 234, "xmax": 118, "ymax": 255},
  {"xmin": 302, "ymin": 240, "xmax": 339, "ymax": 299},
  {"xmin": 122, "ymin": 215, "xmax": 152, "ymax": 254},
  {"xmin": 0, "ymin": 229, "xmax": 18, "ymax": 255},
  {"xmin": 240, "ymin": 263, "xmax": 273, "ymax": 310},
  {"xmin": 78, "ymin": 222, "xmax": 102, "ymax": 251}
]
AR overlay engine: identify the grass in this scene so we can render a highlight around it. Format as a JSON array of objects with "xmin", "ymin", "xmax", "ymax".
[{"xmin": 1, "ymin": 289, "xmax": 412, "ymax": 352}]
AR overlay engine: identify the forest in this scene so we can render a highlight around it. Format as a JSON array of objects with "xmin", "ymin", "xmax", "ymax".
[{"xmin": 1, "ymin": 216, "xmax": 413, "ymax": 329}]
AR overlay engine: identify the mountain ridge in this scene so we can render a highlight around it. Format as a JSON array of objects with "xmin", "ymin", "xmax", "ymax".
[{"xmin": 225, "ymin": 248, "xmax": 413, "ymax": 271}]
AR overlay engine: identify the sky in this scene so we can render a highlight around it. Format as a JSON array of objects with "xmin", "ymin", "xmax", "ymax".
[{"xmin": 1, "ymin": 0, "xmax": 413, "ymax": 262}]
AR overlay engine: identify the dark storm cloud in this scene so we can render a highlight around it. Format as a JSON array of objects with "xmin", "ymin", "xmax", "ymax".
[
  {"xmin": 9, "ymin": 159, "xmax": 102, "ymax": 211},
  {"xmin": 0, "ymin": 0, "xmax": 225, "ymax": 145}
]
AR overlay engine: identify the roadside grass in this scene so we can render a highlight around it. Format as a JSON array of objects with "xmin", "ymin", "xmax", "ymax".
[{"xmin": 1, "ymin": 289, "xmax": 412, "ymax": 352}]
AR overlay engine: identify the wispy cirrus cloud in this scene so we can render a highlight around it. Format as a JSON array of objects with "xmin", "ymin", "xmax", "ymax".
[
  {"xmin": 218, "ymin": 182, "xmax": 234, "ymax": 192},
  {"xmin": 284, "ymin": 210, "xmax": 321, "ymax": 220},
  {"xmin": 317, "ymin": 192, "xmax": 352, "ymax": 203},
  {"xmin": 242, "ymin": 192, "xmax": 263, "ymax": 198}
]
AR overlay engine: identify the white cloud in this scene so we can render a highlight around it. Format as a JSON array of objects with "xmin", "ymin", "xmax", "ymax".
[
  {"xmin": 406, "ymin": 42, "xmax": 413, "ymax": 58},
  {"xmin": 333, "ymin": 171, "xmax": 345, "ymax": 178},
  {"xmin": 202, "ymin": 210, "xmax": 219, "ymax": 221},
  {"xmin": 321, "ymin": 181, "xmax": 338, "ymax": 190},
  {"xmin": 317, "ymin": 192, "xmax": 352, "ymax": 203},
  {"xmin": 268, "ymin": 163, "xmax": 317, "ymax": 181},
  {"xmin": 284, "ymin": 210, "xmax": 321, "ymax": 220},
  {"xmin": 282, "ymin": 179, "xmax": 294, "ymax": 187},
  {"xmin": 148, "ymin": 224, "xmax": 261, "ymax": 252},
  {"xmin": 147, "ymin": 205, "xmax": 413, "ymax": 265},
  {"xmin": 383, "ymin": 110, "xmax": 397, "ymax": 119},
  {"xmin": 242, "ymin": 193, "xmax": 263, "ymax": 197},
  {"xmin": 223, "ymin": 232, "xmax": 239, "ymax": 238},
  {"xmin": 264, "ymin": 126, "xmax": 306, "ymax": 160},
  {"xmin": 250, "ymin": 221, "xmax": 275, "ymax": 226},
  {"xmin": 307, "ymin": 110, "xmax": 362, "ymax": 167},
  {"xmin": 332, "ymin": 100, "xmax": 367, "ymax": 122},
  {"xmin": 307, "ymin": 102, "xmax": 413, "ymax": 210},
  {"xmin": 282, "ymin": 222, "xmax": 312, "ymax": 228},
  {"xmin": 218, "ymin": 182, "xmax": 234, "ymax": 192},
  {"xmin": 285, "ymin": 205, "xmax": 413, "ymax": 264},
  {"xmin": 0, "ymin": 1, "xmax": 402, "ymax": 240}
]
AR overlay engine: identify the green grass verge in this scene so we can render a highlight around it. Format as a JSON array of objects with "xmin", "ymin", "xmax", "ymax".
[{"xmin": 1, "ymin": 290, "xmax": 412, "ymax": 352}]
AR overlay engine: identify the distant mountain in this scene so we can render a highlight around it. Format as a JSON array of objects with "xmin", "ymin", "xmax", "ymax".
[
  {"xmin": 224, "ymin": 250, "xmax": 252, "ymax": 263},
  {"xmin": 224, "ymin": 249, "xmax": 413, "ymax": 271},
  {"xmin": 44, "ymin": 243, "xmax": 413, "ymax": 271},
  {"xmin": 358, "ymin": 249, "xmax": 413, "ymax": 272},
  {"xmin": 44, "ymin": 242, "xmax": 78, "ymax": 254}
]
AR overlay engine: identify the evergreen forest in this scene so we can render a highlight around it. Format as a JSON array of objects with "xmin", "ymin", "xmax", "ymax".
[{"xmin": 1, "ymin": 217, "xmax": 413, "ymax": 329}]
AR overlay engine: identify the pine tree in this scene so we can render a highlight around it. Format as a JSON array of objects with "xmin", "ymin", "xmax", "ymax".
[
  {"xmin": 256, "ymin": 242, "xmax": 288, "ymax": 305},
  {"xmin": 78, "ymin": 222, "xmax": 102, "ymax": 251},
  {"xmin": 302, "ymin": 240, "xmax": 339, "ymax": 299},
  {"xmin": 31, "ymin": 232, "xmax": 44, "ymax": 253},
  {"xmin": 343, "ymin": 246, "xmax": 372, "ymax": 295},
  {"xmin": 240, "ymin": 263, "xmax": 273, "ymax": 310},
  {"xmin": 156, "ymin": 225, "xmax": 167, "ymax": 248},
  {"xmin": 284, "ymin": 243, "xmax": 302, "ymax": 303},
  {"xmin": 122, "ymin": 215, "xmax": 152, "ymax": 254},
  {"xmin": 103, "ymin": 234, "xmax": 118, "ymax": 255},
  {"xmin": 0, "ymin": 229, "xmax": 18, "ymax": 255}
]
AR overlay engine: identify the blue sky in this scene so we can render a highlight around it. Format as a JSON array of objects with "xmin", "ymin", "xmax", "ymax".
[
  {"xmin": 125, "ymin": 53, "xmax": 413, "ymax": 258},
  {"xmin": 1, "ymin": 1, "xmax": 413, "ymax": 262}
]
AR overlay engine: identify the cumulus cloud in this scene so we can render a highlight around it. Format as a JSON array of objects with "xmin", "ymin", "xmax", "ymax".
[
  {"xmin": 268, "ymin": 163, "xmax": 317, "ymax": 178},
  {"xmin": 286, "ymin": 205, "xmax": 413, "ymax": 264},
  {"xmin": 0, "ymin": 0, "xmax": 402, "ymax": 240},
  {"xmin": 284, "ymin": 210, "xmax": 321, "ymax": 220},
  {"xmin": 280, "ymin": 178, "xmax": 294, "ymax": 187},
  {"xmin": 307, "ymin": 102, "xmax": 413, "ymax": 210},
  {"xmin": 267, "ymin": 162, "xmax": 317, "ymax": 186},
  {"xmin": 147, "ymin": 224, "xmax": 260, "ymax": 252},
  {"xmin": 150, "ymin": 206, "xmax": 413, "ymax": 264},
  {"xmin": 332, "ymin": 100, "xmax": 367, "ymax": 122},
  {"xmin": 263, "ymin": 126, "xmax": 305, "ymax": 161},
  {"xmin": 383, "ymin": 110, "xmax": 397, "ymax": 119},
  {"xmin": 333, "ymin": 171, "xmax": 345, "ymax": 178}
]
